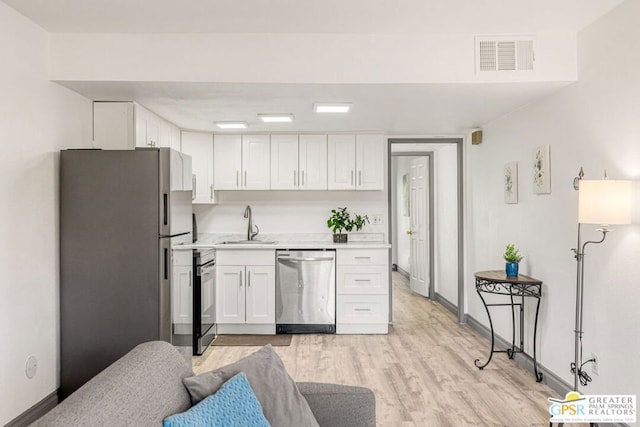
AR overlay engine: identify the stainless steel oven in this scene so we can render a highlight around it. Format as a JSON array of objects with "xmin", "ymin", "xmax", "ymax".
[{"xmin": 193, "ymin": 248, "xmax": 216, "ymax": 355}]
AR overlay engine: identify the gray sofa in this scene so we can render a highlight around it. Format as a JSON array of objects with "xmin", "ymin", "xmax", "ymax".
[{"xmin": 34, "ymin": 341, "xmax": 376, "ymax": 427}]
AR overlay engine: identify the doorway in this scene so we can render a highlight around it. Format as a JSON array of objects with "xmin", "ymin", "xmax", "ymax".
[
  {"xmin": 391, "ymin": 155, "xmax": 433, "ymax": 298},
  {"xmin": 388, "ymin": 138, "xmax": 464, "ymax": 324}
]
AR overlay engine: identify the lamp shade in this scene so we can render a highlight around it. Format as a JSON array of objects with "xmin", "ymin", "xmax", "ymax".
[{"xmin": 578, "ymin": 180, "xmax": 632, "ymax": 225}]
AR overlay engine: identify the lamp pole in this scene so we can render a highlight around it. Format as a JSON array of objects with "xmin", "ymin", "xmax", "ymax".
[{"xmin": 572, "ymin": 224, "xmax": 609, "ymax": 391}]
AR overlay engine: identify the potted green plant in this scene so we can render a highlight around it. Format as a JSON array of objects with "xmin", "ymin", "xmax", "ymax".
[
  {"xmin": 327, "ymin": 208, "xmax": 370, "ymax": 243},
  {"xmin": 504, "ymin": 244, "xmax": 523, "ymax": 277}
]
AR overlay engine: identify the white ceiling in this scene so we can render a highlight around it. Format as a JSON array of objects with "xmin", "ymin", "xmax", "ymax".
[
  {"xmin": 4, "ymin": 0, "xmax": 623, "ymax": 34},
  {"xmin": 5, "ymin": 0, "xmax": 623, "ymax": 133}
]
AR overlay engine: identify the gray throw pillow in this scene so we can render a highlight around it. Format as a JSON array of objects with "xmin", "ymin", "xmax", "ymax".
[{"xmin": 183, "ymin": 345, "xmax": 319, "ymax": 427}]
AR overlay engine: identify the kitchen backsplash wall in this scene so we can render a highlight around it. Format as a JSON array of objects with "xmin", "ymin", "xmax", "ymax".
[{"xmin": 194, "ymin": 190, "xmax": 388, "ymax": 239}]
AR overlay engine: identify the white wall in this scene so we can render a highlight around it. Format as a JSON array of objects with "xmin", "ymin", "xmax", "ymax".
[
  {"xmin": 391, "ymin": 156, "xmax": 412, "ymax": 272},
  {"xmin": 48, "ymin": 32, "xmax": 577, "ymax": 84},
  {"xmin": 0, "ymin": 3, "xmax": 92, "ymax": 424},
  {"xmin": 195, "ymin": 190, "xmax": 388, "ymax": 238},
  {"xmin": 465, "ymin": 0, "xmax": 639, "ymax": 395},
  {"xmin": 433, "ymin": 144, "xmax": 459, "ymax": 304}
]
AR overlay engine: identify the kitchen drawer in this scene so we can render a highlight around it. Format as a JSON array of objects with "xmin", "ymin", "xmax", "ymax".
[
  {"xmin": 217, "ymin": 249, "xmax": 275, "ymax": 266},
  {"xmin": 337, "ymin": 248, "xmax": 388, "ymax": 266},
  {"xmin": 172, "ymin": 249, "xmax": 193, "ymax": 267},
  {"xmin": 337, "ymin": 265, "xmax": 388, "ymax": 295},
  {"xmin": 337, "ymin": 295, "xmax": 388, "ymax": 325}
]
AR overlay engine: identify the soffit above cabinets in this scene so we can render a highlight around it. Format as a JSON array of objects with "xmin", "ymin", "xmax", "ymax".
[{"xmin": 1, "ymin": 0, "xmax": 624, "ymax": 34}]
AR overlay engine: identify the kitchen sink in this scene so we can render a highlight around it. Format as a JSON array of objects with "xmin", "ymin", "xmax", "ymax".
[{"xmin": 219, "ymin": 240, "xmax": 277, "ymax": 245}]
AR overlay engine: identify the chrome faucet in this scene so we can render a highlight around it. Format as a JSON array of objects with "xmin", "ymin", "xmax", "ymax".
[{"xmin": 243, "ymin": 205, "xmax": 259, "ymax": 241}]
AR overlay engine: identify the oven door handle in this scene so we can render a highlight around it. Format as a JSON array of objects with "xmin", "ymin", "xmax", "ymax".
[{"xmin": 197, "ymin": 263, "xmax": 216, "ymax": 276}]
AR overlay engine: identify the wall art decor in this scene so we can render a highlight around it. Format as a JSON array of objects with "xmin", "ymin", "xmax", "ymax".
[
  {"xmin": 533, "ymin": 144, "xmax": 551, "ymax": 194},
  {"xmin": 504, "ymin": 161, "xmax": 518, "ymax": 204}
]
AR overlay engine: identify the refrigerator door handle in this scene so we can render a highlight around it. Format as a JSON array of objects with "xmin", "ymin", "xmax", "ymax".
[
  {"xmin": 163, "ymin": 193, "xmax": 168, "ymax": 226},
  {"xmin": 163, "ymin": 248, "xmax": 168, "ymax": 280}
]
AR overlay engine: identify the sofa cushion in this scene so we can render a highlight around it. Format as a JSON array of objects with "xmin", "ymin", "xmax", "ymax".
[
  {"xmin": 183, "ymin": 345, "xmax": 319, "ymax": 427},
  {"xmin": 33, "ymin": 341, "xmax": 194, "ymax": 427},
  {"xmin": 164, "ymin": 372, "xmax": 269, "ymax": 427}
]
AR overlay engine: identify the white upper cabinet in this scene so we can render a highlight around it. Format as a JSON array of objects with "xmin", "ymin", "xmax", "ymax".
[
  {"xmin": 299, "ymin": 135, "xmax": 328, "ymax": 190},
  {"xmin": 214, "ymin": 134, "xmax": 270, "ymax": 190},
  {"xmin": 271, "ymin": 134, "xmax": 327, "ymax": 190},
  {"xmin": 213, "ymin": 135, "xmax": 242, "ymax": 190},
  {"xmin": 242, "ymin": 135, "xmax": 271, "ymax": 190},
  {"xmin": 328, "ymin": 135, "xmax": 357, "ymax": 190},
  {"xmin": 270, "ymin": 135, "xmax": 299, "ymax": 190},
  {"xmin": 159, "ymin": 120, "xmax": 180, "ymax": 149},
  {"xmin": 93, "ymin": 101, "xmax": 180, "ymax": 151},
  {"xmin": 328, "ymin": 134, "xmax": 384, "ymax": 191},
  {"xmin": 356, "ymin": 134, "xmax": 385, "ymax": 190},
  {"xmin": 182, "ymin": 131, "xmax": 215, "ymax": 203}
]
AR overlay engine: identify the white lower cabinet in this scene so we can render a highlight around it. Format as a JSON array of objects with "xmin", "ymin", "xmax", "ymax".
[
  {"xmin": 172, "ymin": 250, "xmax": 193, "ymax": 334},
  {"xmin": 336, "ymin": 248, "xmax": 389, "ymax": 334},
  {"xmin": 215, "ymin": 250, "xmax": 275, "ymax": 334}
]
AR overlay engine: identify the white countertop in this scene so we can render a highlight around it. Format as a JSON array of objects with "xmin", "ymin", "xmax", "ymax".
[{"xmin": 172, "ymin": 233, "xmax": 390, "ymax": 250}]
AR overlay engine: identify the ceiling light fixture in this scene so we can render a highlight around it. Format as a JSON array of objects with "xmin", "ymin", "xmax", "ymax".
[
  {"xmin": 258, "ymin": 114, "xmax": 294, "ymax": 123},
  {"xmin": 215, "ymin": 122, "xmax": 248, "ymax": 129},
  {"xmin": 314, "ymin": 103, "xmax": 352, "ymax": 113}
]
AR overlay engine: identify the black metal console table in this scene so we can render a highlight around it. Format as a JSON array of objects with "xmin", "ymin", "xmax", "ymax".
[{"xmin": 473, "ymin": 270, "xmax": 543, "ymax": 382}]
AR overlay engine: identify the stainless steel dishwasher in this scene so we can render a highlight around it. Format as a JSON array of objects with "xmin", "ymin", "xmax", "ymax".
[{"xmin": 276, "ymin": 250, "xmax": 336, "ymax": 334}]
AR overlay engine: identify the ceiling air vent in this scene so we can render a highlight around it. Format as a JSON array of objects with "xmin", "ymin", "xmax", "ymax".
[{"xmin": 476, "ymin": 36, "xmax": 535, "ymax": 72}]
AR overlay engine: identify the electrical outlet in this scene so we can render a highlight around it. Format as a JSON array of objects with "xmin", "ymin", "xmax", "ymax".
[
  {"xmin": 25, "ymin": 355, "xmax": 37, "ymax": 379},
  {"xmin": 371, "ymin": 214, "xmax": 384, "ymax": 225},
  {"xmin": 591, "ymin": 353, "xmax": 599, "ymax": 376}
]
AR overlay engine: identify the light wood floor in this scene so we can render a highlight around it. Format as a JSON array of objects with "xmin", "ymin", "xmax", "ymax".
[{"xmin": 194, "ymin": 272, "xmax": 559, "ymax": 426}]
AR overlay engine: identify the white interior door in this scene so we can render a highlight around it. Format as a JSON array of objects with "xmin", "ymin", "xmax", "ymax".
[{"xmin": 409, "ymin": 157, "xmax": 429, "ymax": 297}]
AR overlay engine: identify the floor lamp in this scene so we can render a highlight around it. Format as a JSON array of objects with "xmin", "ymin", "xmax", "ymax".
[{"xmin": 572, "ymin": 176, "xmax": 632, "ymax": 392}]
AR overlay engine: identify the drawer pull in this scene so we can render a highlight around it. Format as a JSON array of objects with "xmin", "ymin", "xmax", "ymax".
[
  {"xmin": 354, "ymin": 308, "xmax": 372, "ymax": 312},
  {"xmin": 354, "ymin": 256, "xmax": 371, "ymax": 260},
  {"xmin": 354, "ymin": 279, "xmax": 371, "ymax": 283}
]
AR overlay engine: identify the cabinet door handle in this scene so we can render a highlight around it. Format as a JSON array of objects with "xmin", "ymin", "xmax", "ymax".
[
  {"xmin": 192, "ymin": 175, "xmax": 197, "ymax": 200},
  {"xmin": 293, "ymin": 170, "xmax": 297, "ymax": 186},
  {"xmin": 354, "ymin": 308, "xmax": 372, "ymax": 312},
  {"xmin": 301, "ymin": 170, "xmax": 305, "ymax": 186},
  {"xmin": 210, "ymin": 184, "xmax": 214, "ymax": 200},
  {"xmin": 236, "ymin": 170, "xmax": 239, "ymax": 188},
  {"xmin": 351, "ymin": 170, "xmax": 354, "ymax": 186},
  {"xmin": 359, "ymin": 170, "xmax": 362, "ymax": 186},
  {"xmin": 248, "ymin": 271, "xmax": 251, "ymax": 287},
  {"xmin": 239, "ymin": 270, "xmax": 243, "ymax": 288},
  {"xmin": 244, "ymin": 171, "xmax": 247, "ymax": 188}
]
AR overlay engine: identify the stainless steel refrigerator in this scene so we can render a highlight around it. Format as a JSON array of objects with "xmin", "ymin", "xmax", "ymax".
[{"xmin": 59, "ymin": 148, "xmax": 192, "ymax": 399}]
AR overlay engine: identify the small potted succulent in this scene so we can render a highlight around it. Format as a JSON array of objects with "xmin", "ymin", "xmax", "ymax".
[
  {"xmin": 327, "ymin": 208, "xmax": 370, "ymax": 243},
  {"xmin": 504, "ymin": 244, "xmax": 523, "ymax": 277}
]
